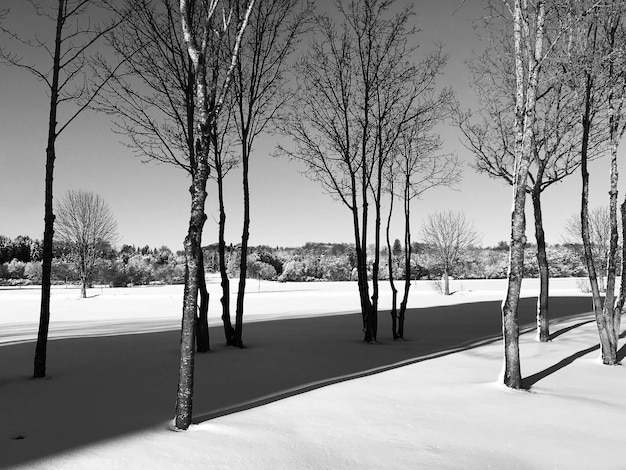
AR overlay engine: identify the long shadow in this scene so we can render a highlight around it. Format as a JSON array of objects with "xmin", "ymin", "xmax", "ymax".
[
  {"xmin": 0, "ymin": 296, "xmax": 591, "ymax": 468},
  {"xmin": 523, "ymin": 330, "xmax": 626, "ymax": 389},
  {"xmin": 522, "ymin": 344, "xmax": 600, "ymax": 389},
  {"xmin": 548, "ymin": 319, "xmax": 596, "ymax": 341}
]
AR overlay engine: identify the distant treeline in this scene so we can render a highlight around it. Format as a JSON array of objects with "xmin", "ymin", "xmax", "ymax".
[{"xmin": 0, "ymin": 235, "xmax": 595, "ymax": 287}]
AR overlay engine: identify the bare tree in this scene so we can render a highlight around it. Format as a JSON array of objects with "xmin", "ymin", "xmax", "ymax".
[
  {"xmin": 419, "ymin": 211, "xmax": 479, "ymax": 296},
  {"xmin": 94, "ymin": 0, "xmax": 242, "ymax": 352},
  {"xmin": 502, "ymin": 0, "xmax": 546, "ymax": 389},
  {"xmin": 386, "ymin": 124, "xmax": 460, "ymax": 338},
  {"xmin": 174, "ymin": 0, "xmax": 255, "ymax": 431},
  {"xmin": 0, "ymin": 0, "xmax": 129, "ymax": 378},
  {"xmin": 279, "ymin": 0, "xmax": 447, "ymax": 342},
  {"xmin": 558, "ymin": 0, "xmax": 626, "ymax": 365},
  {"xmin": 230, "ymin": 0, "xmax": 313, "ymax": 348},
  {"xmin": 563, "ymin": 206, "xmax": 611, "ymax": 291},
  {"xmin": 55, "ymin": 190, "xmax": 118, "ymax": 298},
  {"xmin": 457, "ymin": 9, "xmax": 583, "ymax": 341}
]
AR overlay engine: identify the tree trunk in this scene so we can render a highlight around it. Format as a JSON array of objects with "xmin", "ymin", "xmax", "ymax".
[
  {"xmin": 34, "ymin": 146, "xmax": 56, "ymax": 379},
  {"xmin": 579, "ymin": 70, "xmax": 610, "ymax": 364},
  {"xmin": 614, "ymin": 199, "xmax": 626, "ymax": 340},
  {"xmin": 386, "ymin": 188, "xmax": 399, "ymax": 339},
  {"xmin": 234, "ymin": 142, "xmax": 250, "ymax": 349},
  {"xmin": 501, "ymin": 0, "xmax": 544, "ymax": 389},
  {"xmin": 398, "ymin": 189, "xmax": 411, "ymax": 339},
  {"xmin": 175, "ymin": 173, "xmax": 208, "ymax": 429},
  {"xmin": 33, "ymin": 0, "xmax": 63, "ymax": 379},
  {"xmin": 216, "ymin": 162, "xmax": 234, "ymax": 345},
  {"xmin": 196, "ymin": 255, "xmax": 210, "ymax": 352},
  {"xmin": 370, "ymin": 159, "xmax": 383, "ymax": 341},
  {"xmin": 443, "ymin": 269, "xmax": 450, "ymax": 296},
  {"xmin": 599, "ymin": 83, "xmax": 621, "ymax": 364},
  {"xmin": 501, "ymin": 197, "xmax": 525, "ymax": 389},
  {"xmin": 532, "ymin": 186, "xmax": 550, "ymax": 342},
  {"xmin": 175, "ymin": 235, "xmax": 199, "ymax": 430}
]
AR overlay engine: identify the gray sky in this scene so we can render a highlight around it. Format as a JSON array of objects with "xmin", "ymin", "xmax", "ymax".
[{"xmin": 0, "ymin": 0, "xmax": 621, "ymax": 251}]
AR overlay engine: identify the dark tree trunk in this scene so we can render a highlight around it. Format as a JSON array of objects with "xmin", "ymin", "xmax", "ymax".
[
  {"xmin": 398, "ymin": 189, "xmax": 411, "ymax": 339},
  {"xmin": 34, "ymin": 146, "xmax": 56, "ymax": 379},
  {"xmin": 370, "ymin": 159, "xmax": 383, "ymax": 341},
  {"xmin": 350, "ymin": 202, "xmax": 373, "ymax": 342},
  {"xmin": 386, "ymin": 188, "xmax": 399, "ymax": 339},
  {"xmin": 175, "ymin": 169, "xmax": 209, "ymax": 429},
  {"xmin": 217, "ymin": 163, "xmax": 234, "ymax": 345},
  {"xmin": 33, "ymin": 0, "xmax": 63, "ymax": 379},
  {"xmin": 196, "ymin": 255, "xmax": 210, "ymax": 352},
  {"xmin": 175, "ymin": 235, "xmax": 199, "ymax": 430},
  {"xmin": 579, "ymin": 72, "xmax": 615, "ymax": 364},
  {"xmin": 532, "ymin": 185, "xmax": 550, "ymax": 342},
  {"xmin": 234, "ymin": 142, "xmax": 250, "ymax": 349},
  {"xmin": 361, "ymin": 166, "xmax": 377, "ymax": 343}
]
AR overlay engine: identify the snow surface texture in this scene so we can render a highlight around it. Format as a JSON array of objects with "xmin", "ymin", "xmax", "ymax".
[{"xmin": 1, "ymin": 278, "xmax": 624, "ymax": 469}]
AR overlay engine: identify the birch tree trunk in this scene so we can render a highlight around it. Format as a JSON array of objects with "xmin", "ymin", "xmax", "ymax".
[
  {"xmin": 175, "ymin": 0, "xmax": 255, "ymax": 430},
  {"xmin": 502, "ymin": 0, "xmax": 545, "ymax": 389}
]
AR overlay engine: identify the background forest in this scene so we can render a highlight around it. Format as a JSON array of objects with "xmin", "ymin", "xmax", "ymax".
[{"xmin": 0, "ymin": 234, "xmax": 597, "ymax": 286}]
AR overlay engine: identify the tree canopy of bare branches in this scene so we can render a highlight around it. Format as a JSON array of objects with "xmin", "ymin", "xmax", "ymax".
[
  {"xmin": 0, "ymin": 0, "xmax": 130, "ymax": 378},
  {"xmin": 55, "ymin": 190, "xmax": 118, "ymax": 298},
  {"xmin": 279, "ymin": 0, "xmax": 454, "ymax": 342},
  {"xmin": 420, "ymin": 211, "xmax": 479, "ymax": 296}
]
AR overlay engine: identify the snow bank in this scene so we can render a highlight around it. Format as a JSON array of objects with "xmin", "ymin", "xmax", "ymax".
[{"xmin": 0, "ymin": 279, "xmax": 623, "ymax": 469}]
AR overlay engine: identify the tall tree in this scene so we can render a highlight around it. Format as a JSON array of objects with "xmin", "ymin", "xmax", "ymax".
[
  {"xmin": 175, "ymin": 0, "xmax": 255, "ymax": 431},
  {"xmin": 55, "ymin": 190, "xmax": 118, "ymax": 298},
  {"xmin": 230, "ymin": 0, "xmax": 313, "ymax": 348},
  {"xmin": 0, "ymin": 0, "xmax": 129, "ymax": 378},
  {"xmin": 386, "ymin": 121, "xmax": 460, "ymax": 338},
  {"xmin": 419, "ymin": 211, "xmax": 479, "ymax": 296},
  {"xmin": 502, "ymin": 0, "xmax": 546, "ymax": 389},
  {"xmin": 95, "ymin": 0, "xmax": 242, "ymax": 351},
  {"xmin": 280, "ymin": 0, "xmax": 448, "ymax": 342},
  {"xmin": 458, "ymin": 58, "xmax": 582, "ymax": 341},
  {"xmin": 564, "ymin": 0, "xmax": 626, "ymax": 364}
]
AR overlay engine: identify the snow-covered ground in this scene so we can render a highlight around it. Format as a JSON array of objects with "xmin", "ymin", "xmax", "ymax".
[{"xmin": 1, "ymin": 278, "xmax": 624, "ymax": 469}]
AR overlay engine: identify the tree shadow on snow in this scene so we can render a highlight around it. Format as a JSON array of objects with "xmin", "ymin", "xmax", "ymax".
[
  {"xmin": 0, "ymin": 296, "xmax": 592, "ymax": 467},
  {"xmin": 523, "ymin": 330, "xmax": 626, "ymax": 389}
]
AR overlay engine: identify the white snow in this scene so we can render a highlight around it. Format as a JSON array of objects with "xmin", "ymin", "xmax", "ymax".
[{"xmin": 1, "ymin": 278, "xmax": 623, "ymax": 469}]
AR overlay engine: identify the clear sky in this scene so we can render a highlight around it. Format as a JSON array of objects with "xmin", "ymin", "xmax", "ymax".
[{"xmin": 1, "ymin": 0, "xmax": 623, "ymax": 252}]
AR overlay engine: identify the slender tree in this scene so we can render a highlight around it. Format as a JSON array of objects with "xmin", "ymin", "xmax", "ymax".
[
  {"xmin": 230, "ymin": 0, "xmax": 313, "ymax": 348},
  {"xmin": 55, "ymin": 190, "xmax": 118, "ymax": 298},
  {"xmin": 387, "ymin": 121, "xmax": 460, "ymax": 338},
  {"xmin": 95, "ymin": 0, "xmax": 242, "ymax": 351},
  {"xmin": 502, "ymin": 0, "xmax": 545, "ymax": 389},
  {"xmin": 0, "ymin": 0, "xmax": 129, "ymax": 378},
  {"xmin": 175, "ymin": 0, "xmax": 255, "ymax": 431},
  {"xmin": 457, "ymin": 0, "xmax": 584, "ymax": 342},
  {"xmin": 568, "ymin": 1, "xmax": 626, "ymax": 364},
  {"xmin": 279, "ymin": 0, "xmax": 448, "ymax": 342}
]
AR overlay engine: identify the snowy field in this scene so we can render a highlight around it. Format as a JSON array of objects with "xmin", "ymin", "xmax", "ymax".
[{"xmin": 1, "ymin": 277, "xmax": 624, "ymax": 469}]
